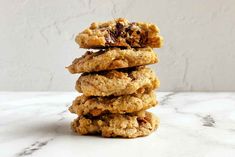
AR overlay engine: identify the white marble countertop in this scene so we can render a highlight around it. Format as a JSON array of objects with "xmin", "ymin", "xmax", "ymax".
[{"xmin": 1, "ymin": 92, "xmax": 235, "ymax": 157}]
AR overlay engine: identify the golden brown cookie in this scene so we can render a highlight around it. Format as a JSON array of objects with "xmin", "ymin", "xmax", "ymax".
[
  {"xmin": 69, "ymin": 91, "xmax": 157, "ymax": 116},
  {"xmin": 71, "ymin": 111, "xmax": 159, "ymax": 138},
  {"xmin": 76, "ymin": 66, "xmax": 160, "ymax": 96},
  {"xmin": 76, "ymin": 18, "xmax": 163, "ymax": 48},
  {"xmin": 67, "ymin": 47, "xmax": 158, "ymax": 74}
]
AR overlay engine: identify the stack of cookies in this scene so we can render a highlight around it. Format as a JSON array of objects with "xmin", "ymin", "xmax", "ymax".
[{"xmin": 67, "ymin": 18, "xmax": 163, "ymax": 138}]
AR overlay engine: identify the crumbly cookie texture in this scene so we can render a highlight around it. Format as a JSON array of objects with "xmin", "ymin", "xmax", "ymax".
[
  {"xmin": 71, "ymin": 111, "xmax": 159, "ymax": 138},
  {"xmin": 76, "ymin": 66, "xmax": 160, "ymax": 96},
  {"xmin": 76, "ymin": 18, "xmax": 163, "ymax": 48},
  {"xmin": 67, "ymin": 47, "xmax": 158, "ymax": 74},
  {"xmin": 69, "ymin": 91, "xmax": 157, "ymax": 116}
]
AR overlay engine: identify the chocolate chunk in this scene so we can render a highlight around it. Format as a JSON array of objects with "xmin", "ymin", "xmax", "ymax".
[
  {"xmin": 116, "ymin": 22, "xmax": 124, "ymax": 30},
  {"xmin": 125, "ymin": 25, "xmax": 134, "ymax": 35},
  {"xmin": 114, "ymin": 22, "xmax": 124, "ymax": 37},
  {"xmin": 137, "ymin": 117, "xmax": 148, "ymax": 124},
  {"xmin": 139, "ymin": 32, "xmax": 148, "ymax": 47},
  {"xmin": 105, "ymin": 30, "xmax": 116, "ymax": 44},
  {"xmin": 105, "ymin": 35, "xmax": 114, "ymax": 44},
  {"xmin": 126, "ymin": 38, "xmax": 135, "ymax": 46}
]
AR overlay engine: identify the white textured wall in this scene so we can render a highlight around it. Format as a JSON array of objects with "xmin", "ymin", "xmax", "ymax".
[{"xmin": 1, "ymin": 0, "xmax": 235, "ymax": 91}]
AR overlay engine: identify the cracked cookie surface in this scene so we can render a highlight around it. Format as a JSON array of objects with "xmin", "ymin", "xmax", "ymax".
[
  {"xmin": 76, "ymin": 18, "xmax": 163, "ymax": 48},
  {"xmin": 69, "ymin": 91, "xmax": 157, "ymax": 116},
  {"xmin": 67, "ymin": 47, "xmax": 158, "ymax": 74},
  {"xmin": 71, "ymin": 111, "xmax": 159, "ymax": 138},
  {"xmin": 76, "ymin": 66, "xmax": 160, "ymax": 96}
]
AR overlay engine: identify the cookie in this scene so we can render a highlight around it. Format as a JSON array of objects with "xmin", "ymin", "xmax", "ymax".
[
  {"xmin": 69, "ymin": 91, "xmax": 157, "ymax": 116},
  {"xmin": 76, "ymin": 66, "xmax": 160, "ymax": 96},
  {"xmin": 67, "ymin": 47, "xmax": 158, "ymax": 74},
  {"xmin": 76, "ymin": 18, "xmax": 163, "ymax": 48},
  {"xmin": 71, "ymin": 111, "xmax": 159, "ymax": 138}
]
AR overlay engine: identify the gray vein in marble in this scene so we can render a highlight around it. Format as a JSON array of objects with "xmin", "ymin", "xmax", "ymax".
[
  {"xmin": 57, "ymin": 103, "xmax": 70, "ymax": 121},
  {"xmin": 173, "ymin": 107, "xmax": 200, "ymax": 117},
  {"xmin": 174, "ymin": 107, "xmax": 216, "ymax": 127},
  {"xmin": 229, "ymin": 129, "xmax": 235, "ymax": 132},
  {"xmin": 57, "ymin": 110, "xmax": 67, "ymax": 121},
  {"xmin": 1, "ymin": 92, "xmax": 235, "ymax": 157},
  {"xmin": 16, "ymin": 138, "xmax": 53, "ymax": 157},
  {"xmin": 202, "ymin": 115, "xmax": 215, "ymax": 127},
  {"xmin": 160, "ymin": 92, "xmax": 177, "ymax": 105}
]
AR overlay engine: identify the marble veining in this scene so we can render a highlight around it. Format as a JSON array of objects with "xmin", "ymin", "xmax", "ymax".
[
  {"xmin": 201, "ymin": 115, "xmax": 216, "ymax": 127},
  {"xmin": 17, "ymin": 138, "xmax": 53, "ymax": 157},
  {"xmin": 0, "ymin": 92, "xmax": 235, "ymax": 157},
  {"xmin": 158, "ymin": 92, "xmax": 178, "ymax": 105}
]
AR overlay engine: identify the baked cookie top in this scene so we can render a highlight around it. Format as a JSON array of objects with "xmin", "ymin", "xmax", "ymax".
[
  {"xmin": 76, "ymin": 66, "xmax": 160, "ymax": 96},
  {"xmin": 71, "ymin": 111, "xmax": 159, "ymax": 138},
  {"xmin": 69, "ymin": 91, "xmax": 157, "ymax": 116},
  {"xmin": 67, "ymin": 47, "xmax": 158, "ymax": 74},
  {"xmin": 76, "ymin": 18, "xmax": 163, "ymax": 48}
]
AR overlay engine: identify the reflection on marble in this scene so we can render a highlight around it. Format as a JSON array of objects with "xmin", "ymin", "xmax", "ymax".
[{"xmin": 0, "ymin": 92, "xmax": 235, "ymax": 157}]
